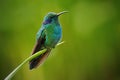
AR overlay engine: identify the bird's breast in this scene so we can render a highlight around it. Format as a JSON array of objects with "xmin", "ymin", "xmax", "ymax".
[{"xmin": 45, "ymin": 24, "xmax": 62, "ymax": 48}]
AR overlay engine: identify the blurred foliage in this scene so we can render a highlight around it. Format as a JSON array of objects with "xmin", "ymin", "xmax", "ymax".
[{"xmin": 0, "ymin": 0, "xmax": 120, "ymax": 80}]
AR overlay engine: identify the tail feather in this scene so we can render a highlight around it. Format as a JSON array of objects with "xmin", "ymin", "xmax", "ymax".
[{"xmin": 29, "ymin": 49, "xmax": 51, "ymax": 70}]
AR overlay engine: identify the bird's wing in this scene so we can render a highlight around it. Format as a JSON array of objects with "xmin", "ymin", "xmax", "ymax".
[
  {"xmin": 29, "ymin": 26, "xmax": 51, "ymax": 70},
  {"xmin": 32, "ymin": 26, "xmax": 46, "ymax": 54}
]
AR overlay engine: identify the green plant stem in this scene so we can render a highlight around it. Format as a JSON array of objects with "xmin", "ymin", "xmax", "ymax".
[
  {"xmin": 4, "ymin": 49, "xmax": 46, "ymax": 80},
  {"xmin": 4, "ymin": 41, "xmax": 64, "ymax": 80}
]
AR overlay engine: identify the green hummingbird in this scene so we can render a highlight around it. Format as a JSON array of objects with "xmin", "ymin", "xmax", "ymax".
[{"xmin": 29, "ymin": 11, "xmax": 68, "ymax": 70}]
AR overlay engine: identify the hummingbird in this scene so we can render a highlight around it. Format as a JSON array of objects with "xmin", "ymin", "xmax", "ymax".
[{"xmin": 29, "ymin": 11, "xmax": 68, "ymax": 70}]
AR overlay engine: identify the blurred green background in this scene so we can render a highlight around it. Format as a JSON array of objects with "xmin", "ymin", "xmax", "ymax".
[{"xmin": 0, "ymin": 0, "xmax": 120, "ymax": 80}]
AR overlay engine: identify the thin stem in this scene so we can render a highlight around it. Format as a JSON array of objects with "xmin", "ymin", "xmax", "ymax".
[{"xmin": 4, "ymin": 41, "xmax": 64, "ymax": 80}]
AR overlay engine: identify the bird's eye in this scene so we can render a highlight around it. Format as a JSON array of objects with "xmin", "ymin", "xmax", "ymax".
[
  {"xmin": 50, "ymin": 16, "xmax": 52, "ymax": 18},
  {"xmin": 49, "ymin": 16, "xmax": 55, "ymax": 19}
]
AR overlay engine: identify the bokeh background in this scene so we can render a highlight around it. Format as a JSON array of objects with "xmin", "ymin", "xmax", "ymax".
[{"xmin": 0, "ymin": 0, "xmax": 120, "ymax": 80}]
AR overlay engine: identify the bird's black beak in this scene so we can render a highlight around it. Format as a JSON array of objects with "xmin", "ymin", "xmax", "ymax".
[{"xmin": 57, "ymin": 11, "xmax": 68, "ymax": 16}]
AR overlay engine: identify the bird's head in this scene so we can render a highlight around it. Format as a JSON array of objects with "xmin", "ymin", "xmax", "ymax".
[{"xmin": 43, "ymin": 11, "xmax": 68, "ymax": 25}]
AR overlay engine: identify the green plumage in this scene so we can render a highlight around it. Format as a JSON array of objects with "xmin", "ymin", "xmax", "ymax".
[{"xmin": 29, "ymin": 11, "xmax": 68, "ymax": 70}]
